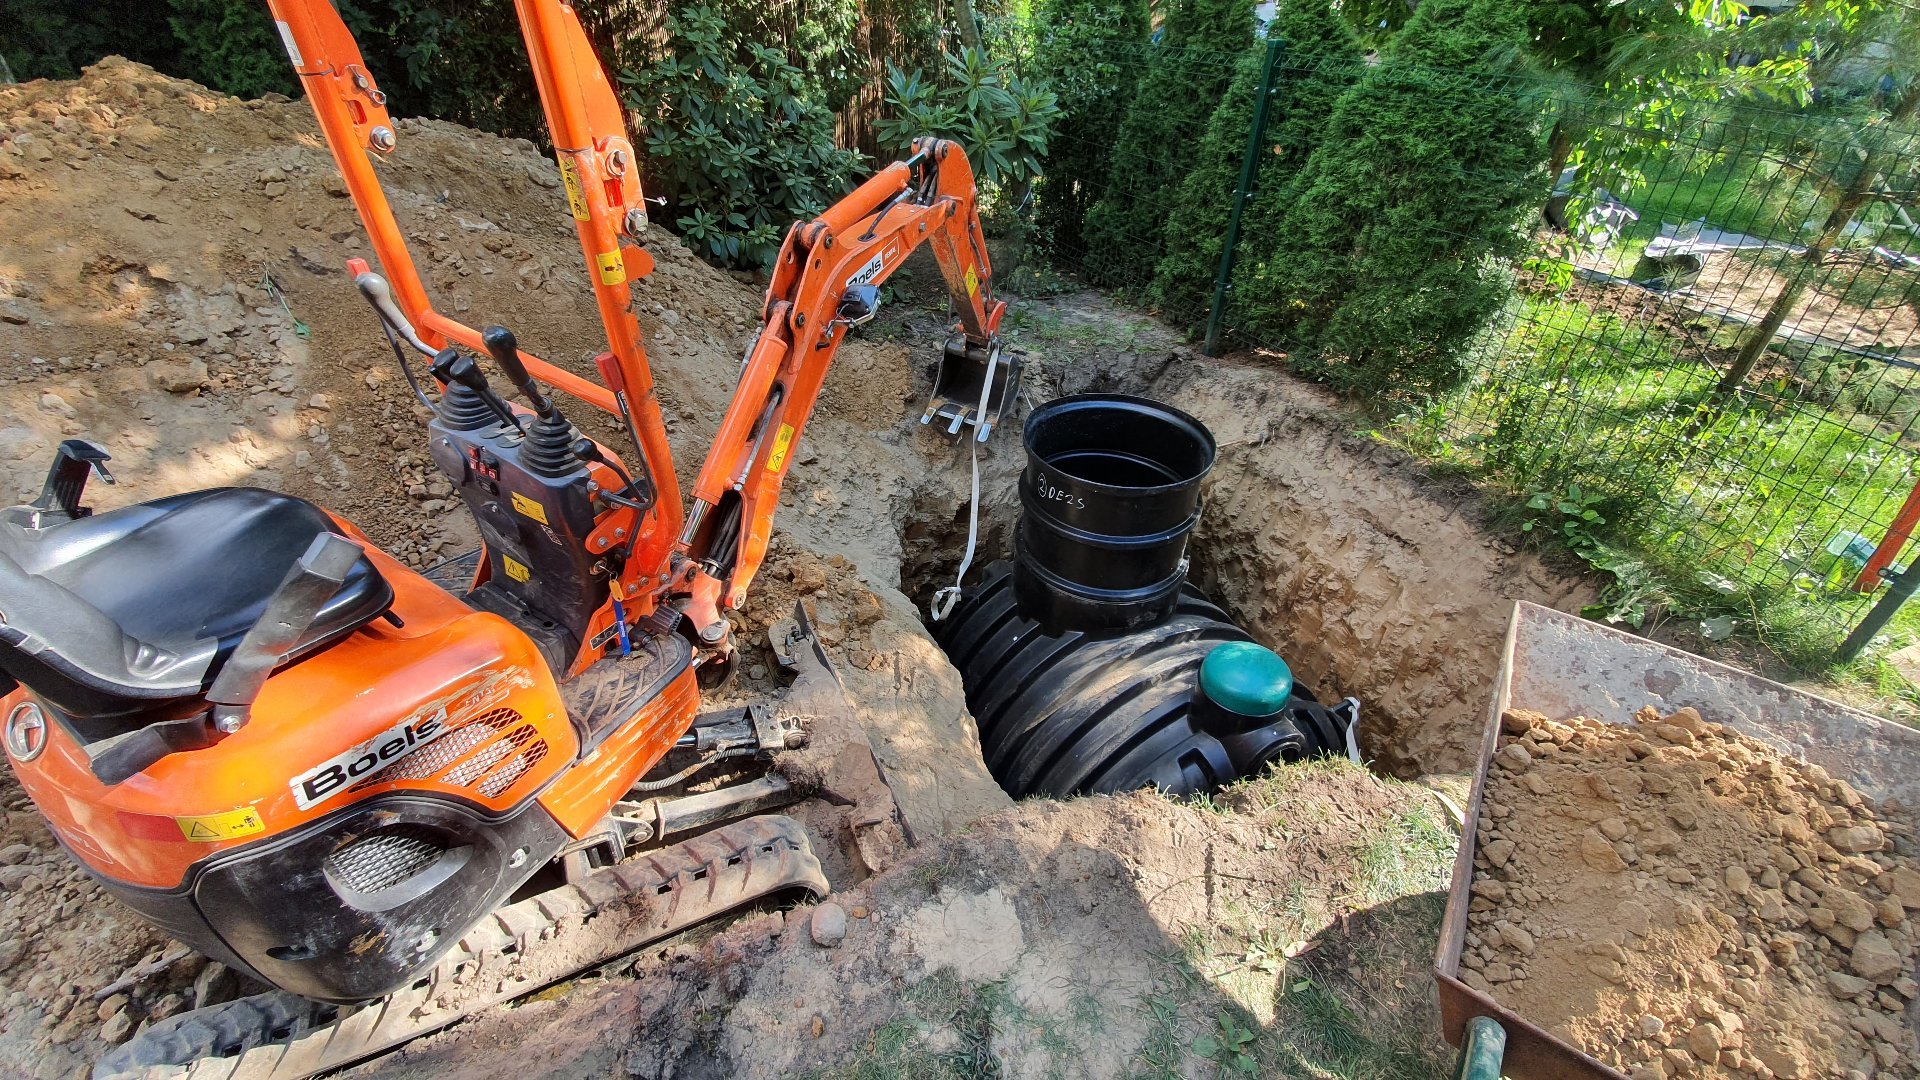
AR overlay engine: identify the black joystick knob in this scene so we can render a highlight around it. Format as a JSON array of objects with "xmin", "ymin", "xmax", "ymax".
[
  {"xmin": 482, "ymin": 324, "xmax": 554, "ymax": 419},
  {"xmin": 439, "ymin": 350, "xmax": 487, "ymax": 392},
  {"xmin": 429, "ymin": 346, "xmax": 462, "ymax": 384},
  {"xmin": 431, "ymin": 347, "xmax": 518, "ymax": 431},
  {"xmin": 571, "ymin": 437, "xmax": 606, "ymax": 466}
]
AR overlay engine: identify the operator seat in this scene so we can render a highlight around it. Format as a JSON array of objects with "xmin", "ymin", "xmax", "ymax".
[{"xmin": 0, "ymin": 487, "xmax": 393, "ymax": 743}]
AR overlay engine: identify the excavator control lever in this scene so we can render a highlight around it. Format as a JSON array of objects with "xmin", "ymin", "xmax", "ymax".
[
  {"xmin": 482, "ymin": 324, "xmax": 555, "ymax": 419},
  {"xmin": 432, "ymin": 348, "xmax": 520, "ymax": 432},
  {"xmin": 25, "ymin": 439, "xmax": 115, "ymax": 524}
]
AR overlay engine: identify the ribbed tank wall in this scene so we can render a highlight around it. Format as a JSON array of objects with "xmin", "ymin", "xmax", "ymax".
[{"xmin": 937, "ymin": 563, "xmax": 1351, "ymax": 799}]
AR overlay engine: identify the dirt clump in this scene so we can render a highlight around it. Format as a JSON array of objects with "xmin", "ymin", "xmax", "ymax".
[
  {"xmin": 716, "ymin": 540, "xmax": 1011, "ymax": 852},
  {"xmin": 1467, "ymin": 705, "xmax": 1920, "ymax": 1078}
]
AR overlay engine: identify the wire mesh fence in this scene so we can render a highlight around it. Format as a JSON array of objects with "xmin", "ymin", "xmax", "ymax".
[{"xmin": 1029, "ymin": 34, "xmax": 1920, "ymax": 667}]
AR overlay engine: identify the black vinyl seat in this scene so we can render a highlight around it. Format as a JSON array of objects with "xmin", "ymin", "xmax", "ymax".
[{"xmin": 0, "ymin": 488, "xmax": 392, "ymax": 739}]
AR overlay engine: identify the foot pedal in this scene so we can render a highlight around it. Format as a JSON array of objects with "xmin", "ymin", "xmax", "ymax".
[{"xmin": 921, "ymin": 333, "xmax": 1021, "ymax": 442}]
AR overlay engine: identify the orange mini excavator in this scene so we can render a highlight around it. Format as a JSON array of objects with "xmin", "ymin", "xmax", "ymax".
[{"xmin": 0, "ymin": 2, "xmax": 1019, "ymax": 1077}]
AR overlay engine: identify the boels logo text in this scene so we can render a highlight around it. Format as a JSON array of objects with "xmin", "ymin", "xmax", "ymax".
[{"xmin": 289, "ymin": 709, "xmax": 447, "ymax": 810}]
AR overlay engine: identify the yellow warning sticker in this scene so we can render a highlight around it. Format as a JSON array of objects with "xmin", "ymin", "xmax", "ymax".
[
  {"xmin": 509, "ymin": 491, "xmax": 549, "ymax": 524},
  {"xmin": 595, "ymin": 250, "xmax": 626, "ymax": 286},
  {"xmin": 177, "ymin": 807, "xmax": 264, "ymax": 843},
  {"xmin": 964, "ymin": 264, "xmax": 979, "ymax": 296},
  {"xmin": 556, "ymin": 156, "xmax": 591, "ymax": 221},
  {"xmin": 766, "ymin": 423, "xmax": 796, "ymax": 472},
  {"xmin": 502, "ymin": 555, "xmax": 531, "ymax": 583}
]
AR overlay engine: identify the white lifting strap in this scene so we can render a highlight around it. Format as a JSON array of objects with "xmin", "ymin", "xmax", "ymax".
[{"xmin": 929, "ymin": 349, "xmax": 999, "ymax": 623}]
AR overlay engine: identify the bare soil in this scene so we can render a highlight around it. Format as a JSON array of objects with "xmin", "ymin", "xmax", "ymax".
[
  {"xmin": 1469, "ymin": 706, "xmax": 1920, "ymax": 1079},
  {"xmin": 1681, "ymin": 250, "xmax": 1918, "ymax": 359},
  {"xmin": 350, "ymin": 760, "xmax": 1457, "ymax": 1080}
]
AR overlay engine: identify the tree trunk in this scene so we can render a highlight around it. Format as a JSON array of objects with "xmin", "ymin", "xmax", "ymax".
[
  {"xmin": 1715, "ymin": 86, "xmax": 1920, "ymax": 400},
  {"xmin": 954, "ymin": 0, "xmax": 984, "ymax": 52},
  {"xmin": 1542, "ymin": 120, "xmax": 1574, "ymax": 229}
]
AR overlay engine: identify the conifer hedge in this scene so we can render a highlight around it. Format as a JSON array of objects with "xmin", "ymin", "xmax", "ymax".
[
  {"xmin": 1250, "ymin": 0, "xmax": 1544, "ymax": 397},
  {"xmin": 1079, "ymin": 0, "xmax": 1256, "ymax": 290},
  {"xmin": 1029, "ymin": 0, "xmax": 1153, "ymax": 261}
]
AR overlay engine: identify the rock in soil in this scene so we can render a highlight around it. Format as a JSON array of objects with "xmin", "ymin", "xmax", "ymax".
[
  {"xmin": 1468, "ymin": 706, "xmax": 1920, "ymax": 1078},
  {"xmin": 807, "ymin": 902, "xmax": 848, "ymax": 947}
]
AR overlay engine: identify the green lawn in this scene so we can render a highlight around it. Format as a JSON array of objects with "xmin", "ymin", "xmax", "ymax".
[{"xmin": 1394, "ymin": 292, "xmax": 1920, "ymax": 684}]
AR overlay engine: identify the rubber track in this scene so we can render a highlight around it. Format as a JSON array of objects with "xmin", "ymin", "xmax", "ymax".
[{"xmin": 95, "ymin": 814, "xmax": 827, "ymax": 1080}]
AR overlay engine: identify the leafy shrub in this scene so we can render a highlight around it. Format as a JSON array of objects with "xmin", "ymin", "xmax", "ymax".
[
  {"xmin": 619, "ymin": 6, "xmax": 861, "ymax": 268},
  {"xmin": 875, "ymin": 48, "xmax": 1061, "ymax": 192},
  {"xmin": 337, "ymin": 0, "xmax": 544, "ymax": 137},
  {"xmin": 5, "ymin": 0, "xmax": 179, "ymax": 82},
  {"xmin": 1251, "ymin": 0, "xmax": 1545, "ymax": 399},
  {"xmin": 704, "ymin": 0, "xmax": 865, "ymax": 111},
  {"xmin": 167, "ymin": 0, "xmax": 296, "ymax": 98},
  {"xmin": 1081, "ymin": 0, "xmax": 1258, "ymax": 291},
  {"xmin": 1028, "ymin": 0, "xmax": 1152, "ymax": 259}
]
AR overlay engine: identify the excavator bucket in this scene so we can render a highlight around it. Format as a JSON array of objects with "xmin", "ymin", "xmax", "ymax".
[
  {"xmin": 922, "ymin": 332, "xmax": 1023, "ymax": 442},
  {"xmin": 769, "ymin": 602, "xmax": 909, "ymax": 873}
]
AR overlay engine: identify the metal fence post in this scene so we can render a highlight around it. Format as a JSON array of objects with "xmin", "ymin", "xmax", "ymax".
[{"xmin": 1203, "ymin": 36, "xmax": 1285, "ymax": 358}]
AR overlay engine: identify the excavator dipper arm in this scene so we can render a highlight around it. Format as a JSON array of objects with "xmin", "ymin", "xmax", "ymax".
[{"xmin": 674, "ymin": 138, "xmax": 1017, "ymax": 641}]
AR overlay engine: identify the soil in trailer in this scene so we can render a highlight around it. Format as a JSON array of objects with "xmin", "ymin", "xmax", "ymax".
[{"xmin": 1469, "ymin": 705, "xmax": 1920, "ymax": 1079}]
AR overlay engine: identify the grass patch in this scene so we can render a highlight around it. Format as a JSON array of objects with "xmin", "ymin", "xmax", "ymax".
[
  {"xmin": 1265, "ymin": 968, "xmax": 1450, "ymax": 1080},
  {"xmin": 798, "ymin": 970, "xmax": 1002, "ymax": 1080},
  {"xmin": 802, "ymin": 969, "xmax": 1109, "ymax": 1080},
  {"xmin": 1131, "ymin": 762, "xmax": 1459, "ymax": 1080},
  {"xmin": 1357, "ymin": 810, "xmax": 1457, "ymax": 906}
]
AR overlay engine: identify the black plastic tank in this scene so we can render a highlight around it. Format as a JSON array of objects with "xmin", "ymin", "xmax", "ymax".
[
  {"xmin": 937, "ymin": 563, "xmax": 1354, "ymax": 798},
  {"xmin": 1013, "ymin": 394, "xmax": 1215, "ymax": 634},
  {"xmin": 936, "ymin": 392, "xmax": 1355, "ymax": 799}
]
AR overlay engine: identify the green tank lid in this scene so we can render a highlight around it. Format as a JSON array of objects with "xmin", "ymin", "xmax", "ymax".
[{"xmin": 1199, "ymin": 641, "xmax": 1294, "ymax": 718}]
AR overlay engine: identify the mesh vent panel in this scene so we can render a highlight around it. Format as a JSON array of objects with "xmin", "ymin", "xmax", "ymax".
[
  {"xmin": 442, "ymin": 724, "xmax": 536, "ymax": 788},
  {"xmin": 326, "ymin": 826, "xmax": 444, "ymax": 895},
  {"xmin": 349, "ymin": 708, "xmax": 520, "ymax": 792},
  {"xmin": 477, "ymin": 739, "xmax": 549, "ymax": 799}
]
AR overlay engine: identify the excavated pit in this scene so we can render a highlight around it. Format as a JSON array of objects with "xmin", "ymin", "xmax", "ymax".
[{"xmin": 892, "ymin": 310, "xmax": 1595, "ymax": 781}]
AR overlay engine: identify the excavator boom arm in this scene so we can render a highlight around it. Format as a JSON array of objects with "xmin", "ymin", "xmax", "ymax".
[
  {"xmin": 676, "ymin": 139, "xmax": 1010, "ymax": 628},
  {"xmin": 268, "ymin": 0, "xmax": 1014, "ymax": 657}
]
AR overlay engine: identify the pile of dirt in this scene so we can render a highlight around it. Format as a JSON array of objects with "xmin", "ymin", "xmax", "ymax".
[
  {"xmin": 0, "ymin": 54, "xmax": 759, "ymax": 560},
  {"xmin": 351, "ymin": 759, "xmax": 1457, "ymax": 1080},
  {"xmin": 732, "ymin": 541, "xmax": 1011, "ymax": 841},
  {"xmin": 1466, "ymin": 705, "xmax": 1920, "ymax": 1079}
]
